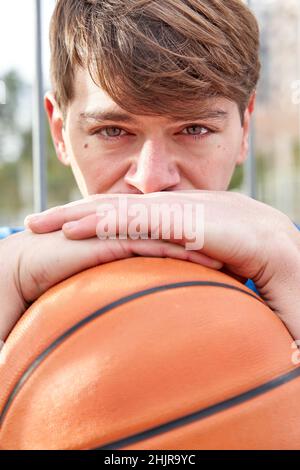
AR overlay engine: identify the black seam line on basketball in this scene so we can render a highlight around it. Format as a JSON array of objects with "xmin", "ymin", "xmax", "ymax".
[
  {"xmin": 93, "ymin": 366, "xmax": 300, "ymax": 450},
  {"xmin": 0, "ymin": 280, "xmax": 264, "ymax": 426}
]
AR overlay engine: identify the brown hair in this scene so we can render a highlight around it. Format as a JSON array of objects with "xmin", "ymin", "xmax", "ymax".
[{"xmin": 49, "ymin": 0, "xmax": 261, "ymax": 122}]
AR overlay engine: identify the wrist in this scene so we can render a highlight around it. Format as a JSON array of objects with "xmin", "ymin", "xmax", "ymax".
[
  {"xmin": 256, "ymin": 229, "xmax": 300, "ymax": 339},
  {"xmin": 0, "ymin": 236, "xmax": 28, "ymax": 341}
]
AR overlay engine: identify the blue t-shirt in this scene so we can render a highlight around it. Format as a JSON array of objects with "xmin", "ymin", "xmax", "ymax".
[
  {"xmin": 0, "ymin": 225, "xmax": 263, "ymax": 295},
  {"xmin": 0, "ymin": 227, "xmax": 24, "ymax": 239}
]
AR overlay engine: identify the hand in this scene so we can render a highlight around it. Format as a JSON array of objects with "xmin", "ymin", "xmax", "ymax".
[
  {"xmin": 25, "ymin": 191, "xmax": 300, "ymax": 339},
  {"xmin": 0, "ymin": 228, "xmax": 221, "ymax": 342}
]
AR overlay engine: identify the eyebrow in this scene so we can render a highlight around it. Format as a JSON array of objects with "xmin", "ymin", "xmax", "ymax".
[
  {"xmin": 79, "ymin": 111, "xmax": 140, "ymax": 125},
  {"xmin": 78, "ymin": 108, "xmax": 228, "ymax": 125}
]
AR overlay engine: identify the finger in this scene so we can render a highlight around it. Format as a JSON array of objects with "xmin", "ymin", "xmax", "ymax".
[
  {"xmin": 24, "ymin": 194, "xmax": 142, "ymax": 233},
  {"xmin": 62, "ymin": 215, "xmax": 223, "ymax": 270},
  {"xmin": 63, "ymin": 214, "xmax": 98, "ymax": 239},
  {"xmin": 23, "ymin": 233, "xmax": 140, "ymax": 303},
  {"xmin": 24, "ymin": 192, "xmax": 188, "ymax": 234},
  {"xmin": 61, "ymin": 199, "xmax": 202, "ymax": 247},
  {"xmin": 219, "ymin": 266, "xmax": 248, "ymax": 284},
  {"xmin": 24, "ymin": 202, "xmax": 98, "ymax": 234},
  {"xmin": 26, "ymin": 232, "xmax": 223, "ymax": 304},
  {"xmin": 128, "ymin": 238, "xmax": 224, "ymax": 270},
  {"xmin": 62, "ymin": 210, "xmax": 196, "ymax": 254}
]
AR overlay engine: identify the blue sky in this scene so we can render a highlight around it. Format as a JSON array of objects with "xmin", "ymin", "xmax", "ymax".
[{"xmin": 0, "ymin": 0, "xmax": 55, "ymax": 86}]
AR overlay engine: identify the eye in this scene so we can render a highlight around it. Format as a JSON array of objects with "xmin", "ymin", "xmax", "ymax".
[
  {"xmin": 91, "ymin": 126, "xmax": 128, "ymax": 140},
  {"xmin": 180, "ymin": 125, "xmax": 211, "ymax": 140}
]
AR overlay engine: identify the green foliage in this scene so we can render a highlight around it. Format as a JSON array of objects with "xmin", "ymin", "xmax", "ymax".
[
  {"xmin": 229, "ymin": 164, "xmax": 244, "ymax": 190},
  {"xmin": 0, "ymin": 69, "xmax": 78, "ymax": 224},
  {"xmin": 0, "ymin": 161, "xmax": 22, "ymax": 211},
  {"xmin": 292, "ymin": 139, "xmax": 300, "ymax": 168},
  {"xmin": 0, "ymin": 70, "xmax": 23, "ymax": 131}
]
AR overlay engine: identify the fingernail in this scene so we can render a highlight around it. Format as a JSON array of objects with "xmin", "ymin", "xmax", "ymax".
[
  {"xmin": 24, "ymin": 214, "xmax": 39, "ymax": 227},
  {"xmin": 63, "ymin": 221, "xmax": 78, "ymax": 230}
]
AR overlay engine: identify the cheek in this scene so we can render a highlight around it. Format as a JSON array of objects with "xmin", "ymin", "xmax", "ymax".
[
  {"xmin": 213, "ymin": 130, "xmax": 244, "ymax": 170},
  {"xmin": 63, "ymin": 130, "xmax": 99, "ymax": 194},
  {"xmin": 181, "ymin": 141, "xmax": 239, "ymax": 190},
  {"xmin": 69, "ymin": 139, "xmax": 129, "ymax": 194},
  {"xmin": 209, "ymin": 140, "xmax": 243, "ymax": 189}
]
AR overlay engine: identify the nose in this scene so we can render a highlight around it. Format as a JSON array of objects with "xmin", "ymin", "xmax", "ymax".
[{"xmin": 124, "ymin": 140, "xmax": 181, "ymax": 193}]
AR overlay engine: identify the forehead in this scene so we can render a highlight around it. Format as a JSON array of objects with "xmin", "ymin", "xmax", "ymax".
[
  {"xmin": 71, "ymin": 67, "xmax": 236, "ymax": 124},
  {"xmin": 72, "ymin": 67, "xmax": 113, "ymax": 108}
]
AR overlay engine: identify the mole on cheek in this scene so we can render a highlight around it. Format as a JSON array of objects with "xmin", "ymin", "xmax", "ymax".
[{"xmin": 84, "ymin": 143, "xmax": 89, "ymax": 149}]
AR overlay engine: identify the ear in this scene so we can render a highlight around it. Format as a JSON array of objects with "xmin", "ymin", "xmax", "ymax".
[
  {"xmin": 44, "ymin": 91, "xmax": 70, "ymax": 166},
  {"xmin": 236, "ymin": 91, "xmax": 257, "ymax": 165}
]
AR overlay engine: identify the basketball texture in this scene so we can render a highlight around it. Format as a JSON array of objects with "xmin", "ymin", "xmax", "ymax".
[{"xmin": 0, "ymin": 257, "xmax": 300, "ymax": 450}]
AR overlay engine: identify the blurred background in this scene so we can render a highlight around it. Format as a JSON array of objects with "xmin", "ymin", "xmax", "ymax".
[{"xmin": 0, "ymin": 0, "xmax": 299, "ymax": 226}]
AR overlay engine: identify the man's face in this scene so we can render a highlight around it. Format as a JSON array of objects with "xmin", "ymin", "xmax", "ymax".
[{"xmin": 45, "ymin": 68, "xmax": 252, "ymax": 196}]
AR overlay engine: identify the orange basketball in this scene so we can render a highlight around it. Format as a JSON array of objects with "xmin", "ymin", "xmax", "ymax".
[{"xmin": 0, "ymin": 257, "xmax": 300, "ymax": 450}]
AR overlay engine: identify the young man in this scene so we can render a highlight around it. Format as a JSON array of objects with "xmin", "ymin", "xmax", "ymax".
[{"xmin": 0, "ymin": 0, "xmax": 299, "ymax": 344}]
